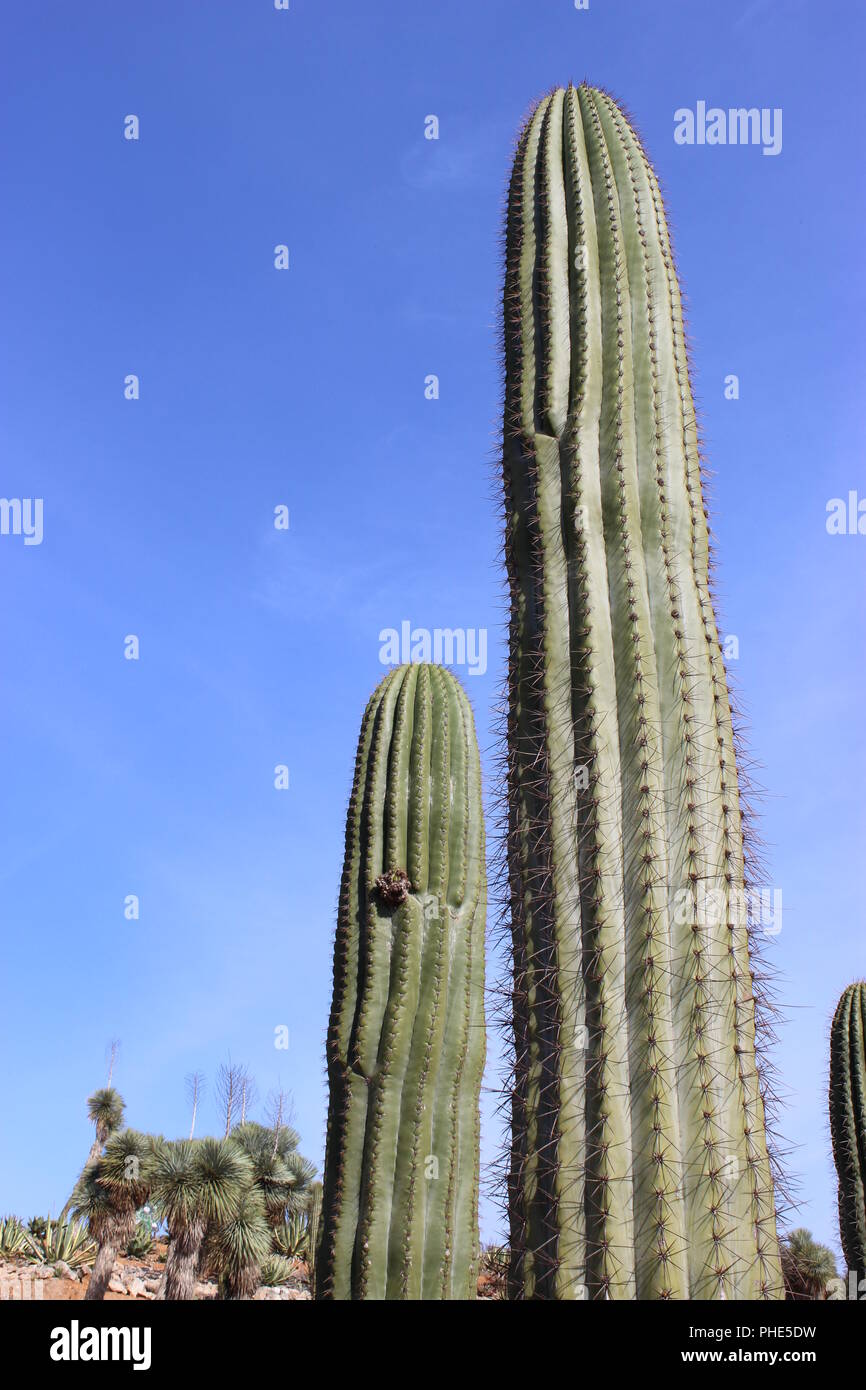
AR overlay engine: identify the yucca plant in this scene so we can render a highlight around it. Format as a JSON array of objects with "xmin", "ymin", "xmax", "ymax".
[
  {"xmin": 212, "ymin": 1187, "xmax": 272, "ymax": 1300},
  {"xmin": 231, "ymin": 1121, "xmax": 315, "ymax": 1223},
  {"xmin": 23, "ymin": 1217, "xmax": 96, "ymax": 1270},
  {"xmin": 26, "ymin": 1215, "xmax": 48, "ymax": 1240},
  {"xmin": 780, "ymin": 1228, "xmax": 838, "ymax": 1301},
  {"xmin": 59, "ymin": 1087, "xmax": 127, "ymax": 1223},
  {"xmin": 149, "ymin": 1137, "xmax": 252, "ymax": 1301},
  {"xmin": 71, "ymin": 1129, "xmax": 153, "ymax": 1301}
]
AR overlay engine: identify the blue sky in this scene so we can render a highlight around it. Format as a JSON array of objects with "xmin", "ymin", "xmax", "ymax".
[{"xmin": 1, "ymin": 0, "xmax": 863, "ymax": 1260}]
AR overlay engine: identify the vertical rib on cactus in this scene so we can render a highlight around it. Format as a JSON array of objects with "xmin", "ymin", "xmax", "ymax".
[
  {"xmin": 829, "ymin": 983, "xmax": 866, "ymax": 1277},
  {"xmin": 502, "ymin": 83, "xmax": 782, "ymax": 1300},
  {"xmin": 318, "ymin": 663, "xmax": 486, "ymax": 1299}
]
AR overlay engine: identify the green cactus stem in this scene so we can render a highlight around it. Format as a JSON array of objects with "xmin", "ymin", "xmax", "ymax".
[
  {"xmin": 317, "ymin": 663, "xmax": 486, "ymax": 1299},
  {"xmin": 501, "ymin": 83, "xmax": 782, "ymax": 1300},
  {"xmin": 829, "ymin": 983, "xmax": 866, "ymax": 1277}
]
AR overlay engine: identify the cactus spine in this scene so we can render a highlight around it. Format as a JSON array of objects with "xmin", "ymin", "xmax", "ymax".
[
  {"xmin": 501, "ymin": 84, "xmax": 782, "ymax": 1299},
  {"xmin": 318, "ymin": 663, "xmax": 486, "ymax": 1299},
  {"xmin": 829, "ymin": 983, "xmax": 866, "ymax": 1277}
]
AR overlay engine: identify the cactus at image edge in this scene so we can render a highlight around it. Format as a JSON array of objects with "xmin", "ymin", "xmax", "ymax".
[
  {"xmin": 830, "ymin": 983, "xmax": 866, "ymax": 1277},
  {"xmin": 501, "ymin": 84, "xmax": 782, "ymax": 1299},
  {"xmin": 318, "ymin": 663, "xmax": 486, "ymax": 1299}
]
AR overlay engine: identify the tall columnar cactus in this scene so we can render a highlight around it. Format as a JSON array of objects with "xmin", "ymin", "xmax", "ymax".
[
  {"xmin": 501, "ymin": 83, "xmax": 782, "ymax": 1299},
  {"xmin": 829, "ymin": 983, "xmax": 866, "ymax": 1276},
  {"xmin": 318, "ymin": 663, "xmax": 486, "ymax": 1299}
]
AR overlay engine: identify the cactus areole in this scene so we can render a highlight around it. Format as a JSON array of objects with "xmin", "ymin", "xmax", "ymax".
[
  {"xmin": 829, "ymin": 983, "xmax": 866, "ymax": 1278},
  {"xmin": 501, "ymin": 84, "xmax": 782, "ymax": 1299},
  {"xmin": 318, "ymin": 663, "xmax": 486, "ymax": 1299}
]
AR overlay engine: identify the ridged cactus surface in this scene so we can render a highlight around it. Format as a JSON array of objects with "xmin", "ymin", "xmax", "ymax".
[
  {"xmin": 501, "ymin": 83, "xmax": 782, "ymax": 1299},
  {"xmin": 318, "ymin": 663, "xmax": 486, "ymax": 1299},
  {"xmin": 830, "ymin": 983, "xmax": 866, "ymax": 1276}
]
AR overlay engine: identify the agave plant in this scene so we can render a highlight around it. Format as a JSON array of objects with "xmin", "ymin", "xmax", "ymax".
[
  {"xmin": 22, "ymin": 1217, "xmax": 96, "ymax": 1270},
  {"xmin": 59, "ymin": 1087, "xmax": 127, "ymax": 1223},
  {"xmin": 780, "ymin": 1228, "xmax": 838, "ymax": 1301},
  {"xmin": 149, "ymin": 1137, "xmax": 252, "ymax": 1300},
  {"xmin": 258, "ymin": 1253, "xmax": 296, "ymax": 1287},
  {"xmin": 273, "ymin": 1212, "xmax": 307, "ymax": 1258},
  {"xmin": 71, "ymin": 1129, "xmax": 153, "ymax": 1301},
  {"xmin": 0, "ymin": 1216, "xmax": 31, "ymax": 1257},
  {"xmin": 125, "ymin": 1209, "xmax": 155, "ymax": 1259},
  {"xmin": 212, "ymin": 1187, "xmax": 272, "ymax": 1300}
]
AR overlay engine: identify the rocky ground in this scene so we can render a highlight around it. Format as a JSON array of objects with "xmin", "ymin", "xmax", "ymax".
[{"xmin": 0, "ymin": 1240, "xmax": 311, "ymax": 1301}]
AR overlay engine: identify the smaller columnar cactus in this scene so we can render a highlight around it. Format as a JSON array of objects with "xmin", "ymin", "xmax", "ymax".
[
  {"xmin": 829, "ymin": 982, "xmax": 866, "ymax": 1277},
  {"xmin": 318, "ymin": 663, "xmax": 486, "ymax": 1299}
]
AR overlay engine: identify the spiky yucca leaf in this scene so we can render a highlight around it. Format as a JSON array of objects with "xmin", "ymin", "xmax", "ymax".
[
  {"xmin": 195, "ymin": 1138, "xmax": 253, "ymax": 1223},
  {"xmin": 148, "ymin": 1141, "xmax": 202, "ymax": 1229},
  {"xmin": 229, "ymin": 1122, "xmax": 314, "ymax": 1221},
  {"xmin": 231, "ymin": 1121, "xmax": 301, "ymax": 1160},
  {"xmin": 214, "ymin": 1189, "xmax": 272, "ymax": 1300},
  {"xmin": 244, "ymin": 1149, "xmax": 297, "ymax": 1224},
  {"xmin": 86, "ymin": 1087, "xmax": 125, "ymax": 1142},
  {"xmin": 151, "ymin": 1138, "xmax": 251, "ymax": 1227},
  {"xmin": 70, "ymin": 1162, "xmax": 119, "ymax": 1246},
  {"xmin": 96, "ymin": 1129, "xmax": 153, "ymax": 1209}
]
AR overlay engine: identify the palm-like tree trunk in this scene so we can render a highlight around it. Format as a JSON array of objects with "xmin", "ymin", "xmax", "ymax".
[
  {"xmin": 223, "ymin": 1263, "xmax": 261, "ymax": 1300},
  {"xmin": 161, "ymin": 1218, "xmax": 206, "ymax": 1300},
  {"xmin": 85, "ymin": 1240, "xmax": 118, "ymax": 1301}
]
